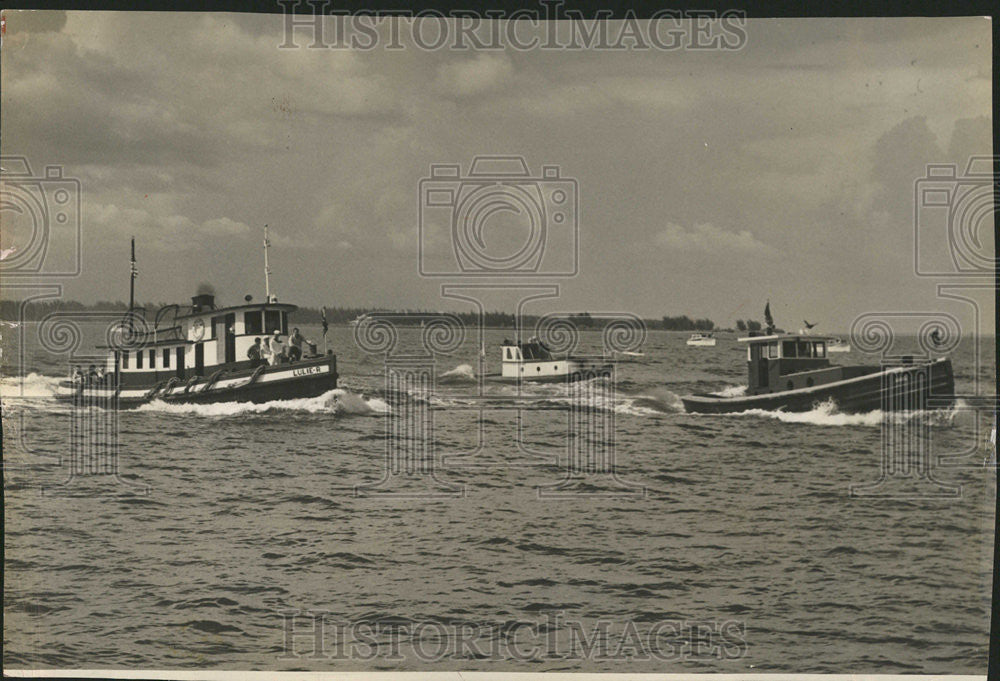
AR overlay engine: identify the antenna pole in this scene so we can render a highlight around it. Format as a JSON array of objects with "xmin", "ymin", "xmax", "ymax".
[
  {"xmin": 263, "ymin": 225, "xmax": 272, "ymax": 302},
  {"xmin": 128, "ymin": 237, "xmax": 136, "ymax": 334}
]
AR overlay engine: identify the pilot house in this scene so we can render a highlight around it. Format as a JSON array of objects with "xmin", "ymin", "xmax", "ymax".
[{"xmin": 741, "ymin": 334, "xmax": 875, "ymax": 395}]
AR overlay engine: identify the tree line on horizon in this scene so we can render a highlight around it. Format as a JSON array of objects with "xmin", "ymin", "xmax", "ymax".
[{"xmin": 2, "ymin": 300, "xmax": 735, "ymax": 331}]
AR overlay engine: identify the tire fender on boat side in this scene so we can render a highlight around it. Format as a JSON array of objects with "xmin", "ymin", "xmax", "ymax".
[
  {"xmin": 245, "ymin": 364, "xmax": 266, "ymax": 387},
  {"xmin": 202, "ymin": 369, "xmax": 227, "ymax": 392},
  {"xmin": 145, "ymin": 380, "xmax": 165, "ymax": 399}
]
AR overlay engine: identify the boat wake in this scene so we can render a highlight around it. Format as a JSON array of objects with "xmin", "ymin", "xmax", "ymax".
[
  {"xmin": 425, "ymin": 375, "xmax": 686, "ymax": 417},
  {"xmin": 0, "ymin": 373, "xmax": 65, "ymax": 400},
  {"xmin": 626, "ymin": 387, "xmax": 687, "ymax": 415},
  {"xmin": 136, "ymin": 389, "xmax": 389, "ymax": 417},
  {"xmin": 710, "ymin": 384, "xmax": 748, "ymax": 397},
  {"xmin": 0, "ymin": 375, "xmax": 389, "ymax": 418},
  {"xmin": 721, "ymin": 397, "xmax": 963, "ymax": 427},
  {"xmin": 437, "ymin": 363, "xmax": 478, "ymax": 385}
]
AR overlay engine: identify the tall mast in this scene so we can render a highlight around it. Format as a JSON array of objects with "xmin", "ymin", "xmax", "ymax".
[
  {"xmin": 263, "ymin": 224, "xmax": 272, "ymax": 302},
  {"xmin": 128, "ymin": 237, "xmax": 136, "ymax": 333}
]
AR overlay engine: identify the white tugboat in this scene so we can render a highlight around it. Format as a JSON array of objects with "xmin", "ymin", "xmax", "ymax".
[
  {"xmin": 487, "ymin": 337, "xmax": 611, "ymax": 384},
  {"xmin": 686, "ymin": 333, "xmax": 717, "ymax": 347},
  {"xmin": 54, "ymin": 230, "xmax": 338, "ymax": 408}
]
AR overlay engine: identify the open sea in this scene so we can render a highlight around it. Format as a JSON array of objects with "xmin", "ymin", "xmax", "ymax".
[{"xmin": 2, "ymin": 323, "xmax": 995, "ymax": 673}]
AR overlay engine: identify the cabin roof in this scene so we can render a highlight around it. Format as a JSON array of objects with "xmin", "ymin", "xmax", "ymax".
[
  {"xmin": 737, "ymin": 334, "xmax": 839, "ymax": 344},
  {"xmin": 172, "ymin": 302, "xmax": 297, "ymax": 321},
  {"xmin": 96, "ymin": 338, "xmax": 194, "ymax": 349},
  {"xmin": 501, "ymin": 339, "xmax": 545, "ymax": 347}
]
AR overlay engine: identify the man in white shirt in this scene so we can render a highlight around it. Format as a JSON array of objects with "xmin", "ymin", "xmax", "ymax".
[{"xmin": 269, "ymin": 333, "xmax": 285, "ymax": 364}]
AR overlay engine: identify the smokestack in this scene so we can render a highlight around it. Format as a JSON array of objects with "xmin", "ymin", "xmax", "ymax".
[
  {"xmin": 191, "ymin": 282, "xmax": 216, "ymax": 312},
  {"xmin": 191, "ymin": 294, "xmax": 215, "ymax": 312}
]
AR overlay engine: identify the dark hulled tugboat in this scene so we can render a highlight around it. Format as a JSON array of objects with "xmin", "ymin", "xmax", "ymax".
[
  {"xmin": 681, "ymin": 333, "xmax": 954, "ymax": 414},
  {"xmin": 55, "ymin": 230, "xmax": 338, "ymax": 408}
]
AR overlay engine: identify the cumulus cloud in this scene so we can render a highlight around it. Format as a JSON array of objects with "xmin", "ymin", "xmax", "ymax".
[
  {"xmin": 86, "ymin": 202, "xmax": 251, "ymax": 251},
  {"xmin": 435, "ymin": 53, "xmax": 513, "ymax": 97},
  {"xmin": 0, "ymin": 13, "xmax": 990, "ymax": 327},
  {"xmin": 653, "ymin": 222, "xmax": 774, "ymax": 255}
]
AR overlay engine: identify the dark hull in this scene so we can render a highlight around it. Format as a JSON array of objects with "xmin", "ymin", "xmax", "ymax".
[
  {"xmin": 159, "ymin": 368, "xmax": 337, "ymax": 406},
  {"xmin": 56, "ymin": 356, "xmax": 338, "ymax": 409},
  {"xmin": 682, "ymin": 359, "xmax": 954, "ymax": 414}
]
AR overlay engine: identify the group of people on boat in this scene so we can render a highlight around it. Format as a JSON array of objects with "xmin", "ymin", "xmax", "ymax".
[
  {"xmin": 247, "ymin": 327, "xmax": 314, "ymax": 367},
  {"xmin": 73, "ymin": 364, "xmax": 109, "ymax": 387}
]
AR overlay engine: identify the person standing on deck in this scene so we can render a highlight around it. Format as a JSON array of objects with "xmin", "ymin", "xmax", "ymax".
[
  {"xmin": 269, "ymin": 333, "xmax": 285, "ymax": 364},
  {"xmin": 248, "ymin": 337, "xmax": 266, "ymax": 367},
  {"xmin": 288, "ymin": 327, "xmax": 308, "ymax": 361}
]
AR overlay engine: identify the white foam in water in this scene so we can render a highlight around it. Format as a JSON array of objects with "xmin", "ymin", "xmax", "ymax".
[
  {"xmin": 0, "ymin": 372, "xmax": 64, "ymax": 399},
  {"xmin": 438, "ymin": 363, "xmax": 477, "ymax": 382},
  {"xmin": 731, "ymin": 397, "xmax": 958, "ymax": 428},
  {"xmin": 136, "ymin": 389, "xmax": 389, "ymax": 417},
  {"xmin": 512, "ymin": 378, "xmax": 685, "ymax": 417},
  {"xmin": 625, "ymin": 387, "xmax": 686, "ymax": 415},
  {"xmin": 711, "ymin": 384, "xmax": 748, "ymax": 397}
]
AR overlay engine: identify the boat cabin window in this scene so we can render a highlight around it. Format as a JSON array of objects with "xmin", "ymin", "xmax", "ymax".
[
  {"xmin": 137, "ymin": 351, "xmax": 144, "ymax": 369},
  {"xmin": 163, "ymin": 348, "xmax": 171, "ymax": 367},
  {"xmin": 244, "ymin": 311, "xmax": 264, "ymax": 335},
  {"xmin": 767, "ymin": 342, "xmax": 779, "ymax": 359},
  {"xmin": 813, "ymin": 341, "xmax": 826, "ymax": 358},
  {"xmin": 797, "ymin": 341, "xmax": 813, "ymax": 357},
  {"xmin": 505, "ymin": 348, "xmax": 513, "ymax": 360},
  {"xmin": 148, "ymin": 349, "xmax": 155, "ymax": 367},
  {"xmin": 782, "ymin": 341, "xmax": 796, "ymax": 358},
  {"xmin": 265, "ymin": 310, "xmax": 285, "ymax": 335},
  {"xmin": 122, "ymin": 351, "xmax": 129, "ymax": 369}
]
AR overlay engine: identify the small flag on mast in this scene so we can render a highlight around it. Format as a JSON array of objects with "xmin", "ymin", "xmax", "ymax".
[{"xmin": 321, "ymin": 306, "xmax": 328, "ymax": 336}]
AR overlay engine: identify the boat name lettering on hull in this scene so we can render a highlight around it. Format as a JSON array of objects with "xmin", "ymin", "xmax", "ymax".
[{"xmin": 291, "ymin": 365, "xmax": 325, "ymax": 378}]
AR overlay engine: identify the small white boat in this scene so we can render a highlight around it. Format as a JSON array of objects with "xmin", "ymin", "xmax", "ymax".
[
  {"xmin": 486, "ymin": 337, "xmax": 610, "ymax": 383},
  {"xmin": 827, "ymin": 337, "xmax": 852, "ymax": 353},
  {"xmin": 686, "ymin": 333, "xmax": 717, "ymax": 347}
]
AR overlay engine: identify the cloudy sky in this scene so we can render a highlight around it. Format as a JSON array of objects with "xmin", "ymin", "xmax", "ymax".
[{"xmin": 1, "ymin": 12, "xmax": 992, "ymax": 331}]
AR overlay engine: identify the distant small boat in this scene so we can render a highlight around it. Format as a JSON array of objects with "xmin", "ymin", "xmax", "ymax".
[
  {"xmin": 681, "ymin": 333, "xmax": 953, "ymax": 414},
  {"xmin": 827, "ymin": 337, "xmax": 852, "ymax": 353},
  {"xmin": 686, "ymin": 333, "xmax": 716, "ymax": 347},
  {"xmin": 485, "ymin": 336, "xmax": 610, "ymax": 383}
]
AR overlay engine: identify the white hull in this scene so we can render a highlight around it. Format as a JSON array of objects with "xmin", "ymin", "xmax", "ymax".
[{"xmin": 686, "ymin": 339, "xmax": 717, "ymax": 347}]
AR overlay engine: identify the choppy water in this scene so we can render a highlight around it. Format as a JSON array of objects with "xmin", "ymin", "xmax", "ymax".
[{"xmin": 2, "ymin": 324, "xmax": 995, "ymax": 673}]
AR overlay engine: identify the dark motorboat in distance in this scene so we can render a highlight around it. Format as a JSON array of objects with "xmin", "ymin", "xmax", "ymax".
[
  {"xmin": 55, "ymin": 232, "xmax": 338, "ymax": 408},
  {"xmin": 681, "ymin": 333, "xmax": 954, "ymax": 414}
]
